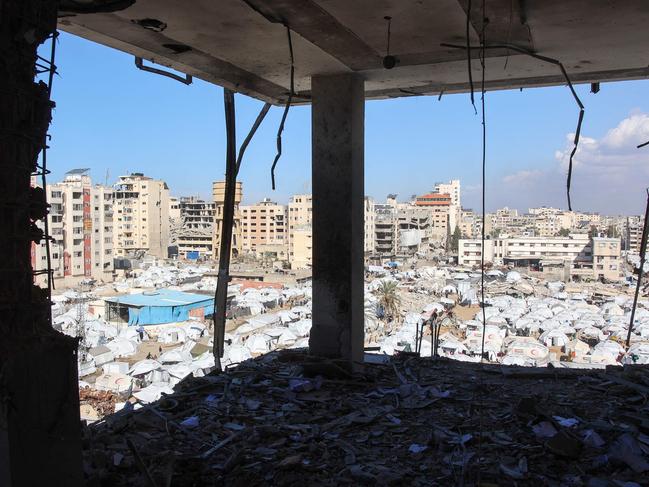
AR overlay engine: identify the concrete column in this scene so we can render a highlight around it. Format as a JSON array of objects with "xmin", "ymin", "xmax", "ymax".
[{"xmin": 309, "ymin": 73, "xmax": 364, "ymax": 363}]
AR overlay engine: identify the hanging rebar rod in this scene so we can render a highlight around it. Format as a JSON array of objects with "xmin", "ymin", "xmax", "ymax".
[
  {"xmin": 236, "ymin": 102, "xmax": 271, "ymax": 176},
  {"xmin": 271, "ymin": 25, "xmax": 294, "ymax": 190},
  {"xmin": 626, "ymin": 189, "xmax": 649, "ymax": 347},
  {"xmin": 213, "ymin": 88, "xmax": 237, "ymax": 370},
  {"xmin": 441, "ymin": 42, "xmax": 584, "ymax": 211}
]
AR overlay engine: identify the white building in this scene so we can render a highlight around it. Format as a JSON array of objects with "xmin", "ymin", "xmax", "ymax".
[{"xmin": 458, "ymin": 234, "xmax": 622, "ymax": 281}]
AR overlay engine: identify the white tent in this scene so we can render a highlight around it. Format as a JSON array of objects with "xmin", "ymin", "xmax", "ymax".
[
  {"xmin": 106, "ymin": 338, "xmax": 138, "ymax": 358},
  {"xmin": 133, "ymin": 382, "xmax": 174, "ymax": 403},
  {"xmin": 288, "ymin": 319, "xmax": 312, "ymax": 337},
  {"xmin": 157, "ymin": 326, "xmax": 187, "ymax": 344},
  {"xmin": 159, "ymin": 348, "xmax": 193, "ymax": 364},
  {"xmin": 95, "ymin": 373, "xmax": 132, "ymax": 393},
  {"xmin": 129, "ymin": 359, "xmax": 162, "ymax": 376},
  {"xmin": 246, "ymin": 334, "xmax": 270, "ymax": 354}
]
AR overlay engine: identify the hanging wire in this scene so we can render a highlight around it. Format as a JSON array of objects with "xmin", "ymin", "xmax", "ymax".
[
  {"xmin": 440, "ymin": 41, "xmax": 584, "ymax": 211},
  {"xmin": 637, "ymin": 140, "xmax": 649, "ymax": 149},
  {"xmin": 270, "ymin": 25, "xmax": 294, "ymax": 190},
  {"xmin": 39, "ymin": 31, "xmax": 60, "ymax": 318},
  {"xmin": 478, "ymin": 24, "xmax": 488, "ymax": 364},
  {"xmin": 477, "ymin": 5, "xmax": 488, "ymax": 483},
  {"xmin": 466, "ymin": 0, "xmax": 477, "ymax": 113}
]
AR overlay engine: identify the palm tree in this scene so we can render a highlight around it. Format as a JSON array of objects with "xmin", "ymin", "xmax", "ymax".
[{"xmin": 376, "ymin": 281, "xmax": 401, "ymax": 322}]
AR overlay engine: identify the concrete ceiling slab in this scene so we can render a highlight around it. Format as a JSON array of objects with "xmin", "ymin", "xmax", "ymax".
[{"xmin": 58, "ymin": 0, "xmax": 649, "ymax": 104}]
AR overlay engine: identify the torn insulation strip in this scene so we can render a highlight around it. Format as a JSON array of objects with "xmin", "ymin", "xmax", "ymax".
[
  {"xmin": 441, "ymin": 42, "xmax": 585, "ymax": 211},
  {"xmin": 271, "ymin": 25, "xmax": 294, "ymax": 190}
]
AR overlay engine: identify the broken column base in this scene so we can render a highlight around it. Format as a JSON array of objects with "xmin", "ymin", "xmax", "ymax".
[{"xmin": 0, "ymin": 333, "xmax": 83, "ymax": 487}]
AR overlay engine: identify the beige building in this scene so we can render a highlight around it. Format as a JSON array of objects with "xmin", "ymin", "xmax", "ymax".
[
  {"xmin": 114, "ymin": 173, "xmax": 170, "ymax": 259},
  {"xmin": 364, "ymin": 197, "xmax": 375, "ymax": 254},
  {"xmin": 33, "ymin": 170, "xmax": 114, "ymax": 287},
  {"xmin": 239, "ymin": 199, "xmax": 287, "ymax": 252},
  {"xmin": 212, "ymin": 180, "xmax": 243, "ymax": 259},
  {"xmin": 434, "ymin": 179, "xmax": 461, "ymax": 231},
  {"xmin": 288, "ymin": 194, "xmax": 312, "ymax": 264},
  {"xmin": 291, "ymin": 224, "xmax": 312, "ymax": 269}
]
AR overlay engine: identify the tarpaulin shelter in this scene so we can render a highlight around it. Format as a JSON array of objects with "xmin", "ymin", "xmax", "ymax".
[{"xmin": 105, "ymin": 289, "xmax": 214, "ymax": 326}]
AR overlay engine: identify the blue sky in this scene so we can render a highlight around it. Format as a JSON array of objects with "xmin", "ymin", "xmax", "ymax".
[{"xmin": 43, "ymin": 32, "xmax": 649, "ymax": 214}]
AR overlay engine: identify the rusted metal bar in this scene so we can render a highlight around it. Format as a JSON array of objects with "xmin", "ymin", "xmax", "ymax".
[
  {"xmin": 213, "ymin": 89, "xmax": 237, "ymax": 369},
  {"xmin": 626, "ymin": 189, "xmax": 649, "ymax": 347}
]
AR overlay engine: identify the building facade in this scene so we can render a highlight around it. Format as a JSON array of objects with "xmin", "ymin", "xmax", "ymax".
[
  {"xmin": 212, "ymin": 180, "xmax": 243, "ymax": 259},
  {"xmin": 114, "ymin": 174, "xmax": 170, "ymax": 259},
  {"xmin": 33, "ymin": 169, "xmax": 114, "ymax": 287},
  {"xmin": 239, "ymin": 199, "xmax": 287, "ymax": 252},
  {"xmin": 458, "ymin": 234, "xmax": 622, "ymax": 281}
]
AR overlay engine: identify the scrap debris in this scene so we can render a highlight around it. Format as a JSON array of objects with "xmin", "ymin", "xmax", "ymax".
[{"xmin": 83, "ymin": 350, "xmax": 649, "ymax": 486}]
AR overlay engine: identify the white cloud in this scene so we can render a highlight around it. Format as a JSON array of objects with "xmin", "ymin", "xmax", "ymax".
[{"xmin": 488, "ymin": 113, "xmax": 649, "ymax": 214}]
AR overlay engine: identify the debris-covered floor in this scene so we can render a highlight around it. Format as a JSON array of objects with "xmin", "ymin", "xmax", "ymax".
[{"xmin": 84, "ymin": 351, "xmax": 649, "ymax": 486}]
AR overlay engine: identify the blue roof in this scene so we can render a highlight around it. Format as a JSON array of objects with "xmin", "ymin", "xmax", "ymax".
[{"xmin": 105, "ymin": 289, "xmax": 213, "ymax": 308}]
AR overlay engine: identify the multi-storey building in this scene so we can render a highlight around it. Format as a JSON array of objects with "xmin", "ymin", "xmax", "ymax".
[
  {"xmin": 176, "ymin": 197, "xmax": 216, "ymax": 259},
  {"xmin": 458, "ymin": 234, "xmax": 622, "ymax": 281},
  {"xmin": 625, "ymin": 216, "xmax": 645, "ymax": 253},
  {"xmin": 364, "ymin": 197, "xmax": 375, "ymax": 255},
  {"xmin": 434, "ymin": 179, "xmax": 461, "ymax": 231},
  {"xmin": 239, "ymin": 199, "xmax": 287, "ymax": 252},
  {"xmin": 33, "ymin": 169, "xmax": 114, "ymax": 287},
  {"xmin": 291, "ymin": 224, "xmax": 312, "ymax": 269},
  {"xmin": 114, "ymin": 173, "xmax": 170, "ymax": 259},
  {"xmin": 396, "ymin": 204, "xmax": 432, "ymax": 254},
  {"xmin": 414, "ymin": 192, "xmax": 451, "ymax": 241},
  {"xmin": 374, "ymin": 203, "xmax": 397, "ymax": 256},
  {"xmin": 212, "ymin": 180, "xmax": 243, "ymax": 259},
  {"xmin": 287, "ymin": 194, "xmax": 312, "ymax": 264}
]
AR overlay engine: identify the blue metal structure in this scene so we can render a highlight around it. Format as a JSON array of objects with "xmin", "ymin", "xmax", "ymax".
[{"xmin": 105, "ymin": 289, "xmax": 214, "ymax": 326}]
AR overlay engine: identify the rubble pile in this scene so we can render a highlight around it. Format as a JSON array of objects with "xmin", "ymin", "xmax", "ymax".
[
  {"xmin": 80, "ymin": 388, "xmax": 117, "ymax": 418},
  {"xmin": 83, "ymin": 351, "xmax": 649, "ymax": 486}
]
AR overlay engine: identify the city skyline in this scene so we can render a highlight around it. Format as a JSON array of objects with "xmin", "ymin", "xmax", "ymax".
[{"xmin": 44, "ymin": 33, "xmax": 649, "ymax": 215}]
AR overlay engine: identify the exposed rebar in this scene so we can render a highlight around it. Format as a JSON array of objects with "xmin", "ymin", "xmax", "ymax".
[{"xmin": 271, "ymin": 25, "xmax": 294, "ymax": 190}]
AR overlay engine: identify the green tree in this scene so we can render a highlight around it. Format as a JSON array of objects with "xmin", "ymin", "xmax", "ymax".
[
  {"xmin": 449, "ymin": 225, "xmax": 462, "ymax": 252},
  {"xmin": 377, "ymin": 281, "xmax": 401, "ymax": 322},
  {"xmin": 588, "ymin": 225, "xmax": 599, "ymax": 238},
  {"xmin": 557, "ymin": 228, "xmax": 571, "ymax": 237},
  {"xmin": 606, "ymin": 225, "xmax": 619, "ymax": 238}
]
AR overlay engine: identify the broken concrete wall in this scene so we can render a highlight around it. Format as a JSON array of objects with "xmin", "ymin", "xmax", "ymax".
[{"xmin": 0, "ymin": 0, "xmax": 83, "ymax": 485}]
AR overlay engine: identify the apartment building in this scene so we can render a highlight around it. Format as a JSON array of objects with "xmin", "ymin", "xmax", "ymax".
[
  {"xmin": 288, "ymin": 194, "xmax": 312, "ymax": 264},
  {"xmin": 414, "ymin": 192, "xmax": 450, "ymax": 240},
  {"xmin": 212, "ymin": 180, "xmax": 243, "ymax": 259},
  {"xmin": 291, "ymin": 224, "xmax": 312, "ymax": 269},
  {"xmin": 239, "ymin": 199, "xmax": 287, "ymax": 252},
  {"xmin": 364, "ymin": 197, "xmax": 376, "ymax": 255},
  {"xmin": 434, "ymin": 179, "xmax": 461, "ymax": 231},
  {"xmin": 176, "ymin": 197, "xmax": 216, "ymax": 259},
  {"xmin": 33, "ymin": 169, "xmax": 114, "ymax": 287},
  {"xmin": 625, "ymin": 216, "xmax": 645, "ymax": 253},
  {"xmin": 458, "ymin": 234, "xmax": 622, "ymax": 281},
  {"xmin": 114, "ymin": 173, "xmax": 170, "ymax": 259},
  {"xmin": 459, "ymin": 209, "xmax": 481, "ymax": 238},
  {"xmin": 375, "ymin": 203, "xmax": 397, "ymax": 256}
]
